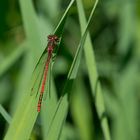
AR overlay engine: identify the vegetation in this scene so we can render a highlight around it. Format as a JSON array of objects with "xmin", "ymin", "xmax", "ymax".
[{"xmin": 0, "ymin": 0, "xmax": 139, "ymax": 140}]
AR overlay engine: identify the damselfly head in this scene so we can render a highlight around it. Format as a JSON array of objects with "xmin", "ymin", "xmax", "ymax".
[{"xmin": 48, "ymin": 35, "xmax": 59, "ymax": 43}]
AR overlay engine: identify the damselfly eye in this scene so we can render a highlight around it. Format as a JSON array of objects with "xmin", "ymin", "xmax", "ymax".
[
  {"xmin": 48, "ymin": 35, "xmax": 53, "ymax": 40},
  {"xmin": 52, "ymin": 35, "xmax": 58, "ymax": 40},
  {"xmin": 54, "ymin": 36, "xmax": 59, "ymax": 42}
]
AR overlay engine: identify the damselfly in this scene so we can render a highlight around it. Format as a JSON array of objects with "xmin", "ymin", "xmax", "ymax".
[{"xmin": 31, "ymin": 35, "xmax": 60, "ymax": 112}]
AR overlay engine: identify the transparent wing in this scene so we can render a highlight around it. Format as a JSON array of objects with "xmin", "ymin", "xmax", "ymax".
[{"xmin": 30, "ymin": 53, "xmax": 47, "ymax": 97}]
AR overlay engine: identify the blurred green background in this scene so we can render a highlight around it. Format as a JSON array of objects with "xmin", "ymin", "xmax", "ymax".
[{"xmin": 0, "ymin": 0, "xmax": 140, "ymax": 140}]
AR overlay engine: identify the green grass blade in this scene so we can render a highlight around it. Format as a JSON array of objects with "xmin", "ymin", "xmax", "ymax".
[
  {"xmin": 9, "ymin": 51, "xmax": 36, "ymax": 116},
  {"xmin": 77, "ymin": 0, "xmax": 111, "ymax": 139},
  {"xmin": 4, "ymin": 91, "xmax": 38, "ymax": 140},
  {"xmin": 45, "ymin": 94, "xmax": 69, "ymax": 140},
  {"xmin": 67, "ymin": 0, "xmax": 98, "ymax": 79},
  {"xmin": 41, "ymin": 78, "xmax": 58, "ymax": 139},
  {"xmin": 0, "ymin": 104, "xmax": 12, "ymax": 124},
  {"xmin": 46, "ymin": 1, "xmax": 98, "ymax": 139}
]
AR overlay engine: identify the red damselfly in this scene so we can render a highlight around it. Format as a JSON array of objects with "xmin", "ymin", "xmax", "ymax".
[{"xmin": 31, "ymin": 35, "xmax": 59, "ymax": 112}]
